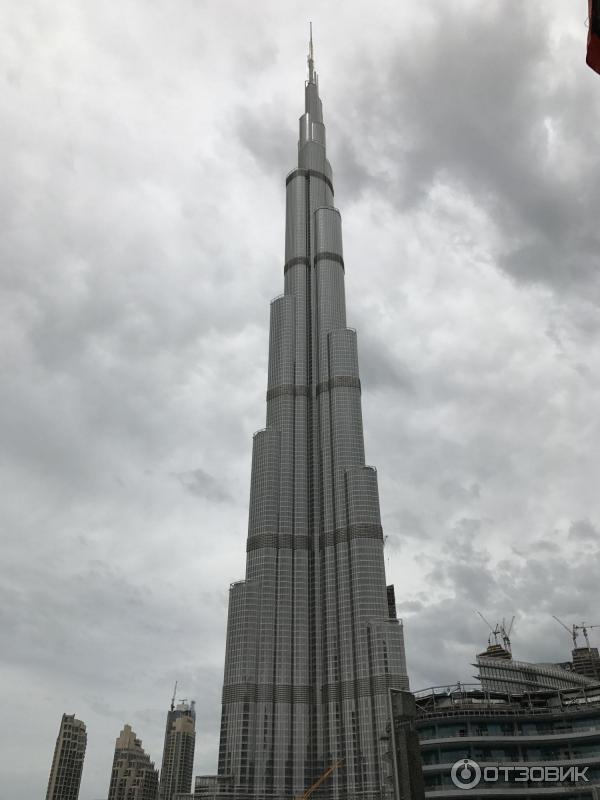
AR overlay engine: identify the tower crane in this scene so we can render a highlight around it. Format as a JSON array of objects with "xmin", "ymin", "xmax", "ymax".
[
  {"xmin": 476, "ymin": 612, "xmax": 515, "ymax": 653},
  {"xmin": 477, "ymin": 611, "xmax": 501, "ymax": 647},
  {"xmin": 295, "ymin": 759, "xmax": 344, "ymax": 800},
  {"xmin": 501, "ymin": 616, "xmax": 515, "ymax": 653},
  {"xmin": 552, "ymin": 616, "xmax": 600, "ymax": 649}
]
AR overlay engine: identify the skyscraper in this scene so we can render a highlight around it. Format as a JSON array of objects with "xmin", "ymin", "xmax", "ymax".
[
  {"xmin": 159, "ymin": 694, "xmax": 196, "ymax": 800},
  {"xmin": 45, "ymin": 713, "xmax": 87, "ymax": 800},
  {"xmin": 213, "ymin": 32, "xmax": 408, "ymax": 800},
  {"xmin": 108, "ymin": 724, "xmax": 159, "ymax": 800}
]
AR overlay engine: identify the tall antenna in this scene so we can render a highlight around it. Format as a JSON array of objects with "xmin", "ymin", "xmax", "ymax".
[{"xmin": 171, "ymin": 680, "xmax": 178, "ymax": 712}]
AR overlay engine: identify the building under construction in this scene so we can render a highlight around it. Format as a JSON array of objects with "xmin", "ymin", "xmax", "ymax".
[
  {"xmin": 474, "ymin": 615, "xmax": 600, "ymax": 694},
  {"xmin": 159, "ymin": 688, "xmax": 196, "ymax": 800}
]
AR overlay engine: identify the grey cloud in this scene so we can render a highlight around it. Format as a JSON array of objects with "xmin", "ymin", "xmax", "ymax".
[
  {"xmin": 356, "ymin": 328, "xmax": 414, "ymax": 394},
  {"xmin": 569, "ymin": 519, "xmax": 599, "ymax": 541},
  {"xmin": 234, "ymin": 102, "xmax": 295, "ymax": 179},
  {"xmin": 175, "ymin": 467, "xmax": 232, "ymax": 503},
  {"xmin": 3, "ymin": 2, "xmax": 600, "ymax": 799},
  {"xmin": 439, "ymin": 480, "xmax": 481, "ymax": 502},
  {"xmin": 344, "ymin": 0, "xmax": 600, "ymax": 297},
  {"xmin": 401, "ymin": 541, "xmax": 600, "ymax": 689},
  {"xmin": 385, "ymin": 509, "xmax": 429, "ymax": 541}
]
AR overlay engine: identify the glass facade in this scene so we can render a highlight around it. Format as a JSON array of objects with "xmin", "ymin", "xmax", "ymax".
[{"xmin": 212, "ymin": 45, "xmax": 408, "ymax": 800}]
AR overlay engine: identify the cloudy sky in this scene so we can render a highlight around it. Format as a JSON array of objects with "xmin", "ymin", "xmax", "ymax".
[{"xmin": 2, "ymin": 0, "xmax": 600, "ymax": 797}]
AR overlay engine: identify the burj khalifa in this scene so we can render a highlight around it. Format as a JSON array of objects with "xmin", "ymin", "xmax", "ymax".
[{"xmin": 213, "ymin": 32, "xmax": 408, "ymax": 800}]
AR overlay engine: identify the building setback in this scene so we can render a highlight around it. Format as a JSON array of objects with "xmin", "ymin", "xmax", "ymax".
[
  {"xmin": 159, "ymin": 699, "xmax": 196, "ymax": 800},
  {"xmin": 207, "ymin": 32, "xmax": 408, "ymax": 800},
  {"xmin": 108, "ymin": 724, "xmax": 159, "ymax": 800},
  {"xmin": 45, "ymin": 713, "xmax": 87, "ymax": 800}
]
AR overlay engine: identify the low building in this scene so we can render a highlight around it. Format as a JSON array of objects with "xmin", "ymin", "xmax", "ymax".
[
  {"xmin": 45, "ymin": 713, "xmax": 87, "ymax": 800},
  {"xmin": 414, "ymin": 683, "xmax": 600, "ymax": 798}
]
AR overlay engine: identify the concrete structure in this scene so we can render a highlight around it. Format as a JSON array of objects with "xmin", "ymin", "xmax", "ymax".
[
  {"xmin": 205, "ymin": 31, "xmax": 408, "ymax": 800},
  {"xmin": 414, "ymin": 683, "xmax": 600, "ymax": 798},
  {"xmin": 476, "ymin": 643, "xmax": 598, "ymax": 694},
  {"xmin": 387, "ymin": 690, "xmax": 426, "ymax": 800},
  {"xmin": 159, "ymin": 699, "xmax": 196, "ymax": 800},
  {"xmin": 45, "ymin": 713, "xmax": 87, "ymax": 800},
  {"xmin": 572, "ymin": 647, "xmax": 600, "ymax": 681},
  {"xmin": 108, "ymin": 724, "xmax": 159, "ymax": 800}
]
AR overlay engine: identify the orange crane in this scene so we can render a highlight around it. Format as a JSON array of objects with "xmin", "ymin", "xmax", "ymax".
[{"xmin": 295, "ymin": 759, "xmax": 344, "ymax": 800}]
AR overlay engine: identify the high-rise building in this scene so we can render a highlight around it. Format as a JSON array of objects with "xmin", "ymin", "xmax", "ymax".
[
  {"xmin": 45, "ymin": 713, "xmax": 87, "ymax": 800},
  {"xmin": 108, "ymin": 724, "xmax": 159, "ymax": 800},
  {"xmin": 209, "ymin": 32, "xmax": 408, "ymax": 800},
  {"xmin": 159, "ymin": 695, "xmax": 196, "ymax": 800}
]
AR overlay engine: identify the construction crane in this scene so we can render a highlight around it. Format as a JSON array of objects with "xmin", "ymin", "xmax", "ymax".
[
  {"xmin": 476, "ymin": 612, "xmax": 515, "ymax": 653},
  {"xmin": 477, "ymin": 612, "xmax": 500, "ymax": 646},
  {"xmin": 552, "ymin": 616, "xmax": 600, "ymax": 649},
  {"xmin": 501, "ymin": 616, "xmax": 515, "ymax": 653},
  {"xmin": 295, "ymin": 759, "xmax": 344, "ymax": 800}
]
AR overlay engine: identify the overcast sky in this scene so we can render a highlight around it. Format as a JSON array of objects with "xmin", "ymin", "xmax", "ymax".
[{"xmin": 2, "ymin": 1, "xmax": 600, "ymax": 798}]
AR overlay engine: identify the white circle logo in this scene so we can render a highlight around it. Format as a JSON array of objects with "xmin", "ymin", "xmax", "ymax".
[{"xmin": 451, "ymin": 758, "xmax": 482, "ymax": 789}]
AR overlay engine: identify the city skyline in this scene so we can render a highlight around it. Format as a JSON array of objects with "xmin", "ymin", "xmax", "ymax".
[{"xmin": 3, "ymin": 2, "xmax": 600, "ymax": 799}]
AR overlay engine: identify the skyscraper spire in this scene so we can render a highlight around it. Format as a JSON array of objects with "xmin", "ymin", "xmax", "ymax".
[
  {"xmin": 209, "ymin": 40, "xmax": 408, "ymax": 800},
  {"xmin": 307, "ymin": 21, "xmax": 315, "ymax": 84}
]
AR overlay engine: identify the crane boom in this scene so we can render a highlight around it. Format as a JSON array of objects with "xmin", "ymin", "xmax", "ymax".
[
  {"xmin": 553, "ymin": 615, "xmax": 577, "ymax": 646},
  {"xmin": 477, "ymin": 610, "xmax": 494, "ymax": 632},
  {"xmin": 296, "ymin": 759, "xmax": 344, "ymax": 800}
]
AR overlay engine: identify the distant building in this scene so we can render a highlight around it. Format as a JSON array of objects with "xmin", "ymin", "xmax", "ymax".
[
  {"xmin": 159, "ymin": 697, "xmax": 196, "ymax": 800},
  {"xmin": 475, "ymin": 642, "xmax": 597, "ymax": 693},
  {"xmin": 45, "ymin": 713, "xmax": 87, "ymax": 800},
  {"xmin": 572, "ymin": 646, "xmax": 600, "ymax": 681},
  {"xmin": 414, "ymin": 682, "xmax": 600, "ymax": 798},
  {"xmin": 108, "ymin": 724, "xmax": 159, "ymax": 800}
]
